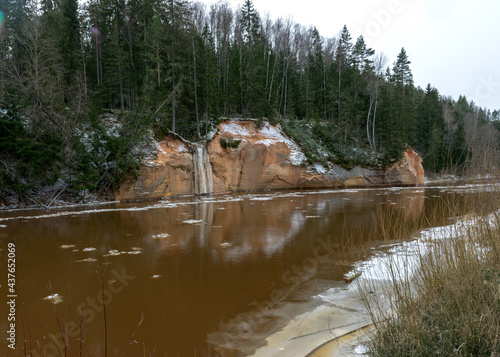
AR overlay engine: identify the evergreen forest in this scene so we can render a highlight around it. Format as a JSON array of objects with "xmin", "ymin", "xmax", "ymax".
[{"xmin": 1, "ymin": 0, "xmax": 499, "ymax": 205}]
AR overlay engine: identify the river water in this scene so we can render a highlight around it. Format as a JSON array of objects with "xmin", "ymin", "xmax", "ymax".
[{"xmin": 0, "ymin": 183, "xmax": 496, "ymax": 356}]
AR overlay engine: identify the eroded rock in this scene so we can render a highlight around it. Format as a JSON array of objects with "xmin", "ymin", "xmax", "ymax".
[{"xmin": 115, "ymin": 120, "xmax": 425, "ymax": 200}]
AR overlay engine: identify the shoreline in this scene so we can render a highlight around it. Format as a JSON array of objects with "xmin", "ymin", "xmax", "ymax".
[{"xmin": 0, "ymin": 174, "xmax": 477, "ymax": 213}]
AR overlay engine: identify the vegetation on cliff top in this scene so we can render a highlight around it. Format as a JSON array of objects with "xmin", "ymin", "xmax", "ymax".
[{"xmin": 0, "ymin": 0, "xmax": 499, "ymax": 206}]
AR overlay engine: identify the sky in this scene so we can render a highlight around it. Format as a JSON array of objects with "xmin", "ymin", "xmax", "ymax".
[{"xmin": 201, "ymin": 0, "xmax": 500, "ymax": 112}]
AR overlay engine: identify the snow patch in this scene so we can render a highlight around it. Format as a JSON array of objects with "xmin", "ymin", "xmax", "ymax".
[
  {"xmin": 313, "ymin": 163, "xmax": 326, "ymax": 174},
  {"xmin": 219, "ymin": 122, "xmax": 306, "ymax": 166},
  {"xmin": 156, "ymin": 140, "xmax": 168, "ymax": 156},
  {"xmin": 219, "ymin": 122, "xmax": 252, "ymax": 137}
]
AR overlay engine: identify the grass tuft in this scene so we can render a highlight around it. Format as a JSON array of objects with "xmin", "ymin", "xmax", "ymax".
[{"xmin": 360, "ymin": 184, "xmax": 500, "ymax": 356}]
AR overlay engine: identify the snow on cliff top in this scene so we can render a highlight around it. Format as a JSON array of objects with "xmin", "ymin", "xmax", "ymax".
[{"xmin": 219, "ymin": 121, "xmax": 306, "ymax": 166}]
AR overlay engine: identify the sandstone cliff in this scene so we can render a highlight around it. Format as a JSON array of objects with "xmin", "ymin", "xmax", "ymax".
[{"xmin": 115, "ymin": 120, "xmax": 424, "ymax": 201}]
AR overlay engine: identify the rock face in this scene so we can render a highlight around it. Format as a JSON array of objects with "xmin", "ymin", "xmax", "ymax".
[
  {"xmin": 116, "ymin": 134, "xmax": 193, "ymax": 200},
  {"xmin": 116, "ymin": 120, "xmax": 424, "ymax": 201}
]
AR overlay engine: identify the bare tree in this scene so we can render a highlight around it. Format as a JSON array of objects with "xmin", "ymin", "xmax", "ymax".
[{"xmin": 366, "ymin": 52, "xmax": 387, "ymax": 150}]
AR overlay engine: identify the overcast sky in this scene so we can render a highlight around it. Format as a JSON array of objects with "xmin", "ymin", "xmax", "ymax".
[{"xmin": 201, "ymin": 0, "xmax": 500, "ymax": 112}]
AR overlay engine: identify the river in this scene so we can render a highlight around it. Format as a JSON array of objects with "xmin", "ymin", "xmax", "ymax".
[{"xmin": 0, "ymin": 183, "xmax": 496, "ymax": 356}]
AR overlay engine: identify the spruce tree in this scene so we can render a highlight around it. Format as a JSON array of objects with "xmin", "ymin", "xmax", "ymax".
[
  {"xmin": 239, "ymin": 0, "xmax": 265, "ymax": 116},
  {"xmin": 417, "ymin": 84, "xmax": 445, "ymax": 171},
  {"xmin": 393, "ymin": 47, "xmax": 413, "ymax": 88},
  {"xmin": 307, "ymin": 27, "xmax": 325, "ymax": 120},
  {"xmin": 59, "ymin": 0, "xmax": 81, "ymax": 99},
  {"xmin": 390, "ymin": 47, "xmax": 416, "ymax": 155},
  {"xmin": 336, "ymin": 25, "xmax": 353, "ymax": 143}
]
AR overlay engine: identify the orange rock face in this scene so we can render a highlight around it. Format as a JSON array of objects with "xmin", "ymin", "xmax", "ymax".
[
  {"xmin": 208, "ymin": 121, "xmax": 305, "ymax": 192},
  {"xmin": 115, "ymin": 134, "xmax": 193, "ymax": 201},
  {"xmin": 403, "ymin": 147, "xmax": 425, "ymax": 185},
  {"xmin": 385, "ymin": 147, "xmax": 425, "ymax": 186},
  {"xmin": 115, "ymin": 121, "xmax": 425, "ymax": 201}
]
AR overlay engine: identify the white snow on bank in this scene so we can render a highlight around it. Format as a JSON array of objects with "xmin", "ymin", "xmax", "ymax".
[
  {"xmin": 313, "ymin": 163, "xmax": 326, "ymax": 174},
  {"xmin": 315, "ymin": 214, "xmax": 496, "ymax": 312},
  {"xmin": 340, "ymin": 212, "xmax": 497, "ymax": 289},
  {"xmin": 156, "ymin": 140, "xmax": 168, "ymax": 156},
  {"xmin": 436, "ymin": 182, "xmax": 500, "ymax": 193},
  {"xmin": 176, "ymin": 142, "xmax": 189, "ymax": 153},
  {"xmin": 219, "ymin": 121, "xmax": 306, "ymax": 166},
  {"xmin": 219, "ymin": 122, "xmax": 252, "ymax": 137}
]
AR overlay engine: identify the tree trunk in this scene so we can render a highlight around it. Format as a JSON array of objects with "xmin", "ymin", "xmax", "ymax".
[
  {"xmin": 193, "ymin": 36, "xmax": 200, "ymax": 139},
  {"xmin": 157, "ymin": 39, "xmax": 160, "ymax": 88}
]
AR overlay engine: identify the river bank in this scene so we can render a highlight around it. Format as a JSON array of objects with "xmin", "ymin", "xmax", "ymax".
[
  {"xmin": 1, "ymin": 118, "xmax": 427, "ymax": 210},
  {"xmin": 1, "ymin": 181, "xmax": 496, "ymax": 356},
  {"xmin": 2, "ymin": 184, "xmax": 468, "ymax": 356},
  {"xmin": 206, "ymin": 181, "xmax": 500, "ymax": 356}
]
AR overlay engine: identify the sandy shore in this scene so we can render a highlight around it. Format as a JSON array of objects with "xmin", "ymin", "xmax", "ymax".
[
  {"xmin": 249, "ymin": 278, "xmax": 390, "ymax": 357},
  {"xmin": 208, "ymin": 275, "xmax": 391, "ymax": 357}
]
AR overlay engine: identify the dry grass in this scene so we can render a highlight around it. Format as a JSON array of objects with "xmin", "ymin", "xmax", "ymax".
[{"xmin": 360, "ymin": 183, "xmax": 500, "ymax": 356}]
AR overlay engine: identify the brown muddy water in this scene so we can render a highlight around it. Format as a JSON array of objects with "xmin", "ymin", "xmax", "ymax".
[{"xmin": 0, "ymin": 184, "xmax": 497, "ymax": 356}]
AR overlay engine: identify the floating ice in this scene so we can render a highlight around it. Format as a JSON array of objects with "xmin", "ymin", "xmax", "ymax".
[
  {"xmin": 183, "ymin": 219, "xmax": 203, "ymax": 224},
  {"xmin": 151, "ymin": 274, "xmax": 162, "ymax": 279},
  {"xmin": 75, "ymin": 258, "xmax": 97, "ymax": 263},
  {"xmin": 83, "ymin": 247, "xmax": 96, "ymax": 252},
  {"xmin": 0, "ymin": 224, "xmax": 6, "ymax": 228},
  {"xmin": 43, "ymin": 294, "xmax": 63, "ymax": 304},
  {"xmin": 59, "ymin": 244, "xmax": 76, "ymax": 249},
  {"xmin": 103, "ymin": 250, "xmax": 121, "ymax": 257},
  {"xmin": 306, "ymin": 215, "xmax": 320, "ymax": 219},
  {"xmin": 220, "ymin": 242, "xmax": 233, "ymax": 248},
  {"xmin": 152, "ymin": 233, "xmax": 170, "ymax": 239},
  {"xmin": 249, "ymin": 196, "xmax": 274, "ymax": 201}
]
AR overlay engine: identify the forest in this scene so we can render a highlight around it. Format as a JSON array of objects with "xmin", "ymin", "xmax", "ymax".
[{"xmin": 0, "ymin": 0, "xmax": 499, "ymax": 204}]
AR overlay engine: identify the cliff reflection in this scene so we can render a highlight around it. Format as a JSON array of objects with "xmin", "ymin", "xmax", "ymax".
[
  {"xmin": 4, "ymin": 186, "xmax": 484, "ymax": 357},
  {"xmin": 116, "ymin": 188, "xmax": 426, "ymax": 264}
]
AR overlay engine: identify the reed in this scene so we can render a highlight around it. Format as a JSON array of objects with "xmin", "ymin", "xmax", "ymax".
[{"xmin": 359, "ymin": 175, "xmax": 500, "ymax": 356}]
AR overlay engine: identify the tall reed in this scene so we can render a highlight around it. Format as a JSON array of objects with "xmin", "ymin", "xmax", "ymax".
[{"xmin": 360, "ymin": 177, "xmax": 500, "ymax": 356}]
